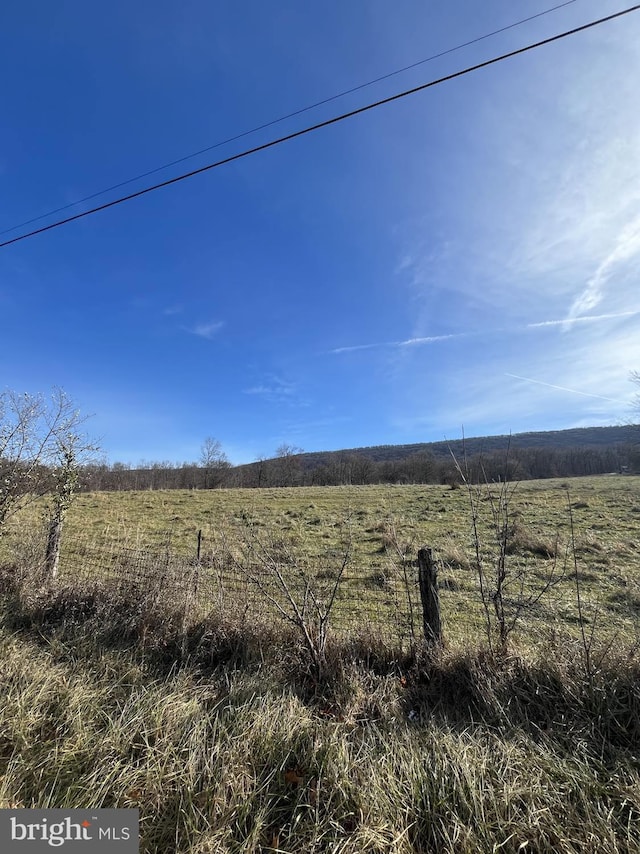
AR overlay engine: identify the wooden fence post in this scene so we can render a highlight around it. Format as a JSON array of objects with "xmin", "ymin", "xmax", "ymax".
[
  {"xmin": 417, "ymin": 547, "xmax": 442, "ymax": 645},
  {"xmin": 196, "ymin": 529, "xmax": 202, "ymax": 563}
]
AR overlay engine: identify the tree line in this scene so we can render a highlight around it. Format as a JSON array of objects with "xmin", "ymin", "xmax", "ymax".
[
  {"xmin": 3, "ymin": 390, "xmax": 638, "ymax": 500},
  {"xmin": 80, "ymin": 442, "xmax": 639, "ymax": 492}
]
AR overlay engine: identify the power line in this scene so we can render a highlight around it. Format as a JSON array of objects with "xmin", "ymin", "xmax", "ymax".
[
  {"xmin": 2, "ymin": 3, "xmax": 638, "ymax": 251},
  {"xmin": 0, "ymin": 0, "xmax": 582, "ymax": 238}
]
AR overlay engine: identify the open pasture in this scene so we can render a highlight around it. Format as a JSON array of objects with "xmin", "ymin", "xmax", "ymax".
[
  {"xmin": 2, "ymin": 477, "xmax": 640, "ymax": 852},
  {"xmin": 9, "ymin": 474, "xmax": 637, "ymax": 649}
]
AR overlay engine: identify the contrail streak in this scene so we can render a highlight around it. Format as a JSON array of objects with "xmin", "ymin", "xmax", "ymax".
[
  {"xmin": 527, "ymin": 309, "xmax": 639, "ymax": 328},
  {"xmin": 505, "ymin": 373, "xmax": 627, "ymax": 403}
]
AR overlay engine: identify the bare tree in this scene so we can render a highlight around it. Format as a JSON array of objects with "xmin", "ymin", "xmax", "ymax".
[
  {"xmin": 0, "ymin": 388, "xmax": 97, "ymax": 579},
  {"xmin": 0, "ymin": 389, "xmax": 94, "ymax": 531},
  {"xmin": 273, "ymin": 443, "xmax": 304, "ymax": 487},
  {"xmin": 199, "ymin": 437, "xmax": 230, "ymax": 489}
]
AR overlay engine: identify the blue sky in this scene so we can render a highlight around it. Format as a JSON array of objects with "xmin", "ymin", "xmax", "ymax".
[{"xmin": 1, "ymin": 0, "xmax": 639, "ymax": 465}]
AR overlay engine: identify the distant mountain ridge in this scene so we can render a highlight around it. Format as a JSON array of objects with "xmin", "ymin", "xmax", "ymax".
[{"xmin": 294, "ymin": 425, "xmax": 639, "ymax": 469}]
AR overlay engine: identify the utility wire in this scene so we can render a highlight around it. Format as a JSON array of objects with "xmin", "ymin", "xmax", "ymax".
[
  {"xmin": 0, "ymin": 0, "xmax": 582, "ymax": 237},
  {"xmin": 2, "ymin": 3, "xmax": 638, "ymax": 251}
]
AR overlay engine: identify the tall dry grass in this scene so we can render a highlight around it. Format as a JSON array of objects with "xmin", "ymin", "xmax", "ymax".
[{"xmin": 0, "ymin": 561, "xmax": 639, "ymax": 853}]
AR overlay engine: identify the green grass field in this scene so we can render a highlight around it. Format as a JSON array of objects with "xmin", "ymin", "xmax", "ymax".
[
  {"xmin": 1, "ymin": 475, "xmax": 640, "ymax": 852},
  {"xmin": 5, "ymin": 476, "xmax": 640, "ymax": 643},
  {"xmin": 4, "ymin": 475, "xmax": 640, "ymax": 648}
]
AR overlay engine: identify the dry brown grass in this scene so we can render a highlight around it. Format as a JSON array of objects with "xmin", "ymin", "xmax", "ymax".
[
  {"xmin": 1, "ymin": 563, "xmax": 639, "ymax": 853},
  {"xmin": 2, "ymin": 476, "xmax": 640, "ymax": 850}
]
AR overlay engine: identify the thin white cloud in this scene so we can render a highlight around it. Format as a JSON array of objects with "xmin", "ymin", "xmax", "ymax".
[
  {"xmin": 331, "ymin": 332, "xmax": 464, "ymax": 354},
  {"xmin": 187, "ymin": 321, "xmax": 224, "ymax": 339},
  {"xmin": 399, "ymin": 334, "xmax": 461, "ymax": 347},
  {"xmin": 244, "ymin": 384, "xmax": 293, "ymax": 397},
  {"xmin": 332, "ymin": 311, "xmax": 636, "ymax": 356},
  {"xmin": 395, "ymin": 253, "xmax": 415, "ymax": 273},
  {"xmin": 385, "ymin": 310, "xmax": 639, "ymax": 438},
  {"xmin": 331, "ymin": 342, "xmax": 392, "ymax": 355},
  {"xmin": 392, "ymin": 28, "xmax": 640, "ymax": 338},
  {"xmin": 243, "ymin": 375, "xmax": 299, "ymax": 404},
  {"xmin": 567, "ymin": 215, "xmax": 640, "ymax": 322},
  {"xmin": 527, "ymin": 309, "xmax": 639, "ymax": 329},
  {"xmin": 505, "ymin": 373, "xmax": 627, "ymax": 404}
]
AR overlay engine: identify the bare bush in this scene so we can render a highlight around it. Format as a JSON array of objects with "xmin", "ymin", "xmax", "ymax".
[
  {"xmin": 452, "ymin": 438, "xmax": 567, "ymax": 652},
  {"xmin": 227, "ymin": 517, "xmax": 353, "ymax": 674}
]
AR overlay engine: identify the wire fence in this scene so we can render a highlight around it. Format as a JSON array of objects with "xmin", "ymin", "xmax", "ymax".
[{"xmin": 48, "ymin": 530, "xmax": 427, "ymax": 647}]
